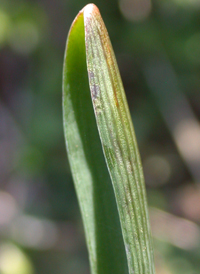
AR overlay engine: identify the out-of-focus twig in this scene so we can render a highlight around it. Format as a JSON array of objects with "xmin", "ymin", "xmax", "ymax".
[
  {"xmin": 143, "ymin": 56, "xmax": 200, "ymax": 183},
  {"xmin": 150, "ymin": 207, "xmax": 200, "ymax": 250},
  {"xmin": 0, "ymin": 100, "xmax": 25, "ymax": 183}
]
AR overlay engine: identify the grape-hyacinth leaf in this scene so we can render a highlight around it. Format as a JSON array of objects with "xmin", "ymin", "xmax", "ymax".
[{"xmin": 63, "ymin": 4, "xmax": 155, "ymax": 274}]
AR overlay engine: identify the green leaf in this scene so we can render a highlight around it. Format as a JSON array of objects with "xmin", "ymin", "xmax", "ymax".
[
  {"xmin": 62, "ymin": 8, "xmax": 128, "ymax": 274},
  {"xmin": 63, "ymin": 4, "xmax": 155, "ymax": 274}
]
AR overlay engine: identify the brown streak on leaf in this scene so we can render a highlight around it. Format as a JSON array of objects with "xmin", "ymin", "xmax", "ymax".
[{"xmin": 96, "ymin": 24, "xmax": 119, "ymax": 108}]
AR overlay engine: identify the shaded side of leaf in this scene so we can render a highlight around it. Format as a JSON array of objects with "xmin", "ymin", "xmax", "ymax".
[
  {"xmin": 63, "ymin": 9, "xmax": 128, "ymax": 274},
  {"xmin": 84, "ymin": 5, "xmax": 155, "ymax": 274}
]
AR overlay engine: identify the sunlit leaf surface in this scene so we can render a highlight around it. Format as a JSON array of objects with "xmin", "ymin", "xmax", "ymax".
[{"xmin": 63, "ymin": 4, "xmax": 155, "ymax": 274}]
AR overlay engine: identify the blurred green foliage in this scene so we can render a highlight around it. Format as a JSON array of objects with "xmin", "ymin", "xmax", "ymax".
[{"xmin": 0, "ymin": 0, "xmax": 200, "ymax": 273}]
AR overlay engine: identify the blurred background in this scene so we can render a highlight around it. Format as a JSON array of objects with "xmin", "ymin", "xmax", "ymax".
[{"xmin": 0, "ymin": 0, "xmax": 200, "ymax": 273}]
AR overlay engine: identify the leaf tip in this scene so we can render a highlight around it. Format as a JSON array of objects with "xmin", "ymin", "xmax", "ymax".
[{"xmin": 83, "ymin": 3, "xmax": 100, "ymax": 18}]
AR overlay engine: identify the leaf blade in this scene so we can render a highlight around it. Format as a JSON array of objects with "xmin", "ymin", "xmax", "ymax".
[
  {"xmin": 84, "ymin": 4, "xmax": 155, "ymax": 274},
  {"xmin": 63, "ymin": 8, "xmax": 128, "ymax": 274}
]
